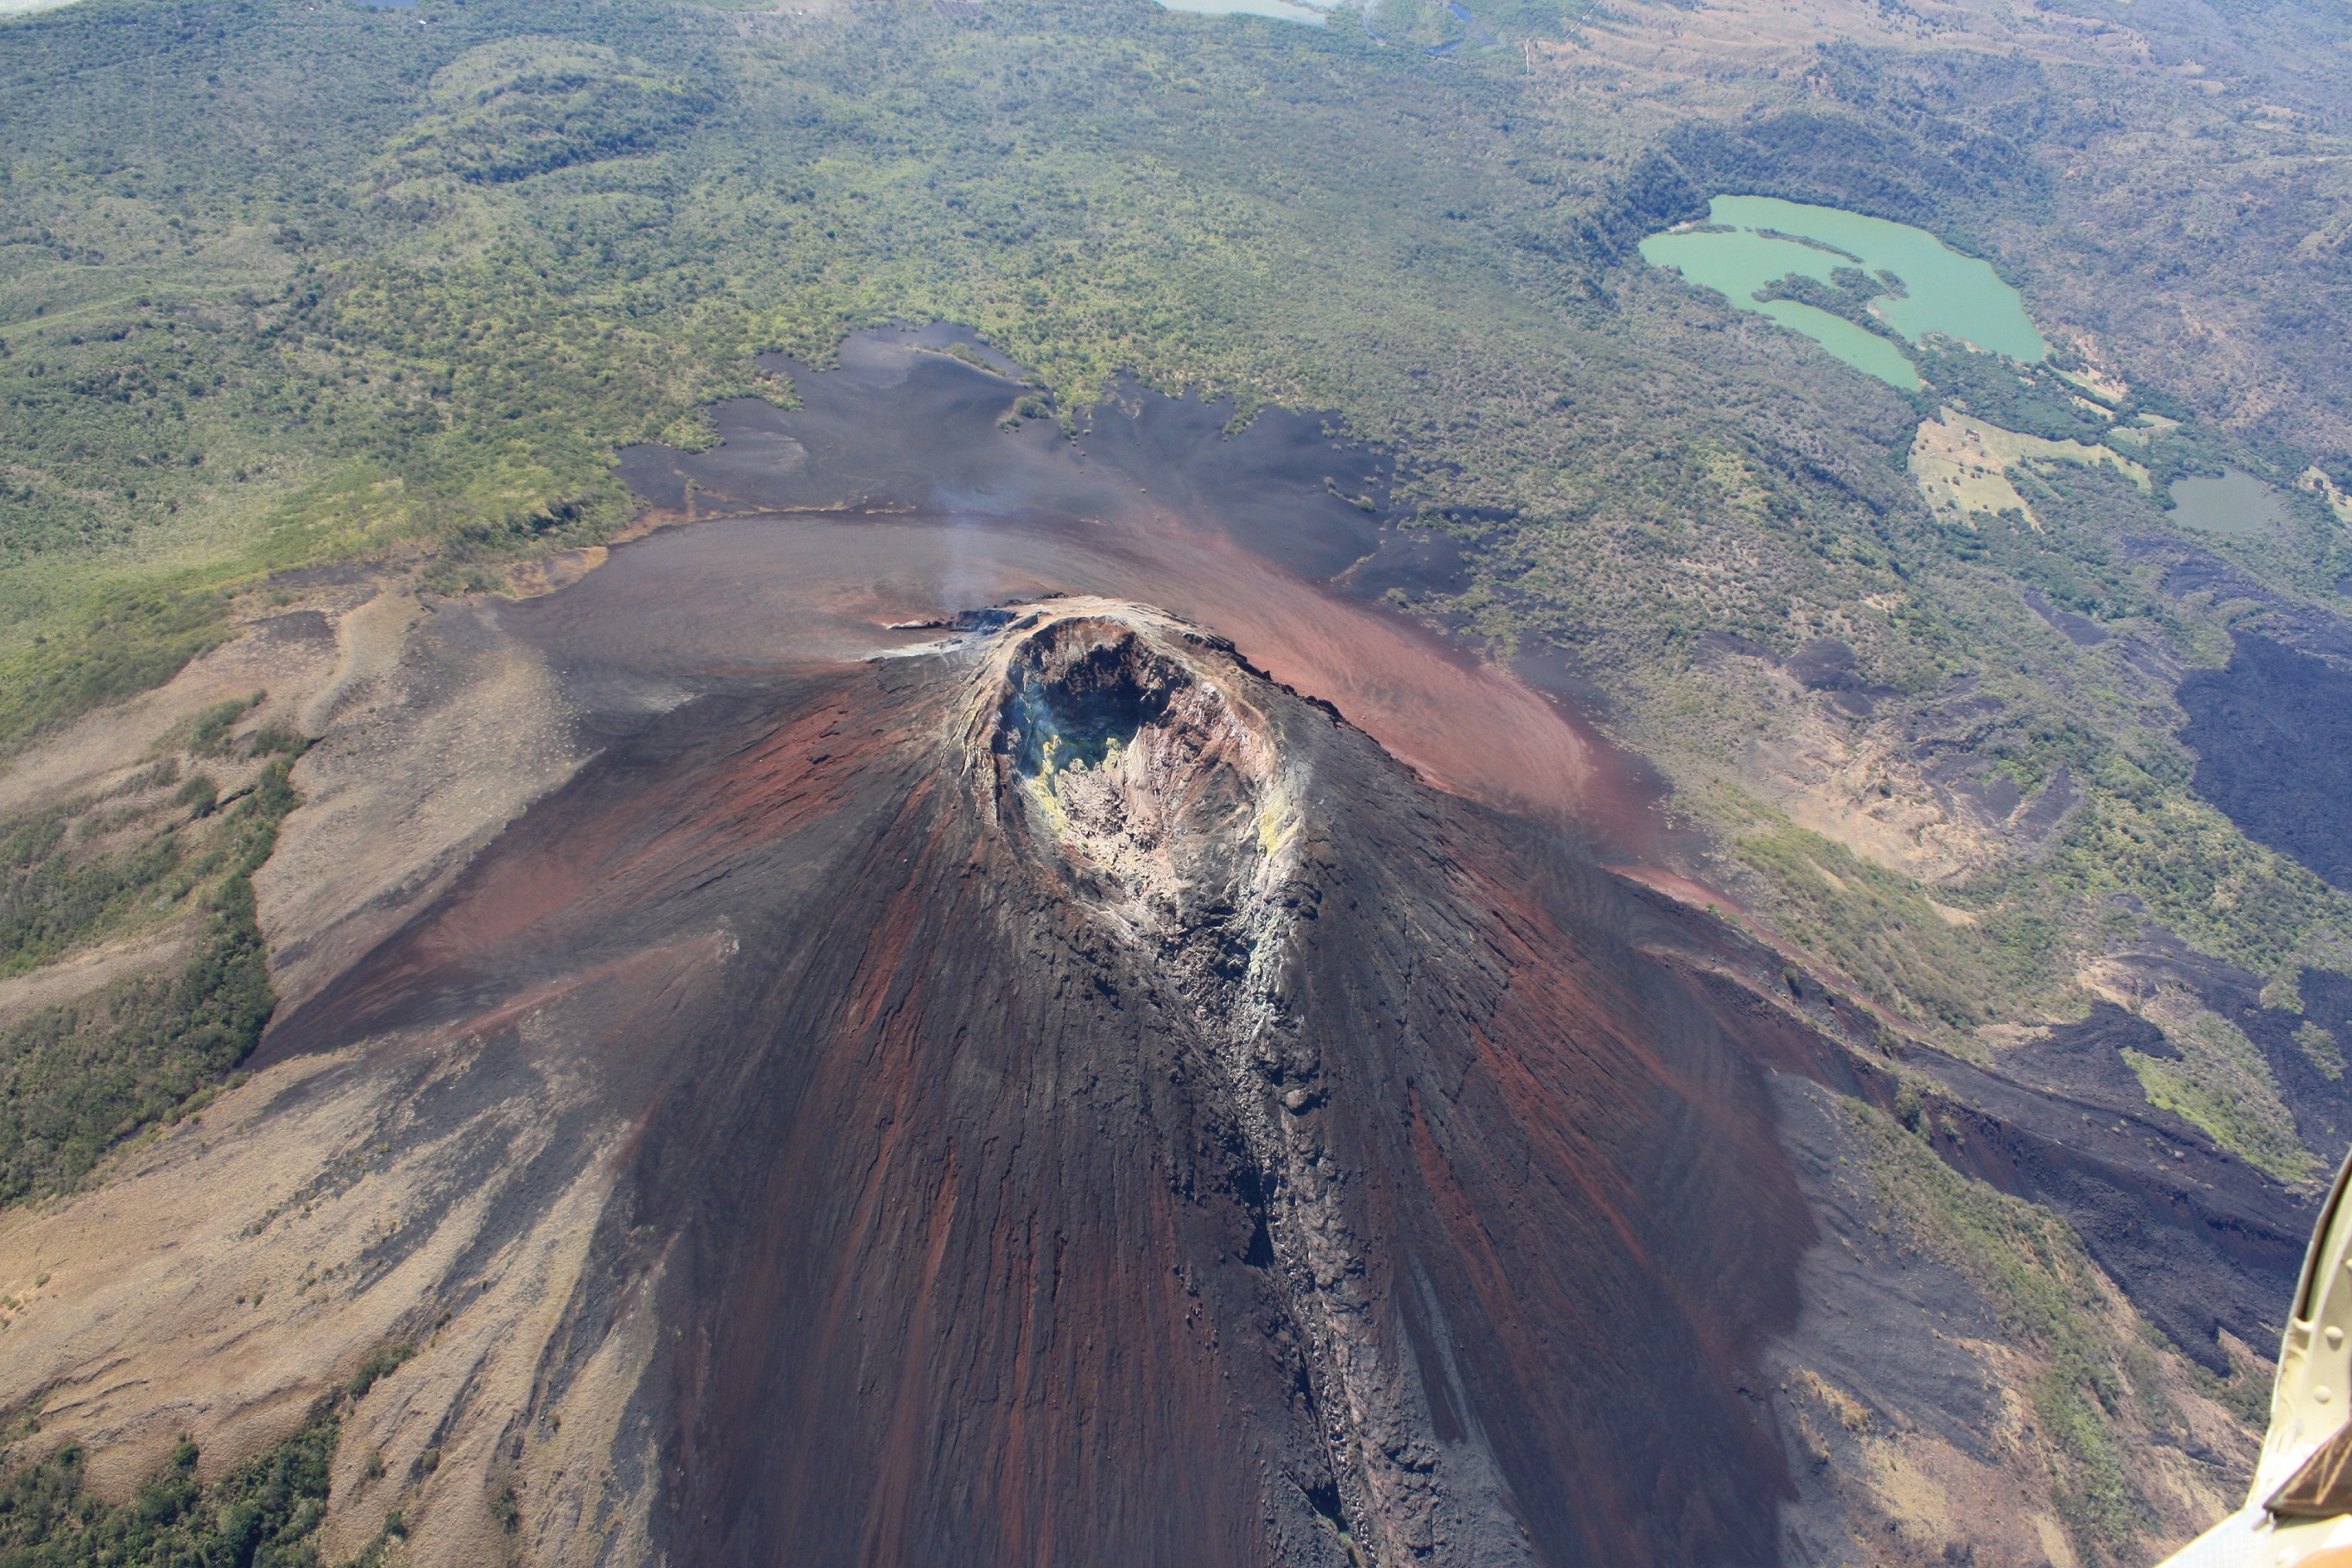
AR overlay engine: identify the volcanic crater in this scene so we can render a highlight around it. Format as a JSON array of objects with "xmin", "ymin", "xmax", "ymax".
[{"xmin": 981, "ymin": 604, "xmax": 1293, "ymax": 936}]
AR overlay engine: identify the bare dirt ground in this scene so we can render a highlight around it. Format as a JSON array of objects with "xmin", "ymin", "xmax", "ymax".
[
  {"xmin": 0, "ymin": 598, "xmax": 351, "ymax": 821},
  {"xmin": 0, "ymin": 569, "xmax": 619, "ymax": 1560},
  {"xmin": 1528, "ymin": 0, "xmax": 2156, "ymax": 129},
  {"xmin": 0, "ymin": 932, "xmax": 188, "ymax": 1030},
  {"xmin": 257, "ymin": 586, "xmax": 586, "ymax": 1015}
]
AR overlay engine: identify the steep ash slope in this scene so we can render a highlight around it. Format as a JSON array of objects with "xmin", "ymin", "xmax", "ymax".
[
  {"xmin": 4, "ymin": 0, "xmax": 2351, "ymax": 1555},
  {"xmin": 262, "ymin": 599, "xmax": 1811, "ymax": 1565},
  {"xmin": 0, "ymin": 527, "xmax": 2283, "ymax": 1565}
]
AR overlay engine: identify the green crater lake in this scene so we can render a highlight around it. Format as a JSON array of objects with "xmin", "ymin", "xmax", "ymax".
[
  {"xmin": 2169, "ymin": 468, "xmax": 2290, "ymax": 537},
  {"xmin": 1640, "ymin": 196, "xmax": 2047, "ymax": 389}
]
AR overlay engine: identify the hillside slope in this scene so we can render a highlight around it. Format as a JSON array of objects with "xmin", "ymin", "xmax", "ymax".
[{"xmin": 4, "ymin": 0, "xmax": 2352, "ymax": 1561}]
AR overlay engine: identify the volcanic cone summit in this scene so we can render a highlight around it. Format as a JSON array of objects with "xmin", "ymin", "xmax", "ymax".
[{"xmin": 971, "ymin": 599, "xmax": 1300, "ymax": 939}]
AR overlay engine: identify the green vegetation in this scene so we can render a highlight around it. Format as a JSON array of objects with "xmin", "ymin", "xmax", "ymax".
[
  {"xmin": 2298, "ymin": 1021, "xmax": 2344, "ymax": 1082},
  {"xmin": 0, "ymin": 591, "xmax": 233, "ymax": 759},
  {"xmin": 1750, "ymin": 264, "xmax": 1907, "ymax": 343},
  {"xmin": 0, "ymin": 1416, "xmax": 335, "ymax": 1568},
  {"xmin": 1735, "ymin": 824, "xmax": 2054, "ymax": 1032},
  {"xmin": 1911, "ymin": 342, "xmax": 2115, "ymax": 444},
  {"xmin": 343, "ymin": 1343, "xmax": 413, "ymax": 1404},
  {"xmin": 2045, "ymin": 788, "xmax": 2349, "ymax": 982},
  {"xmin": 0, "ymin": 804, "xmax": 181, "ymax": 979},
  {"xmin": 1614, "ymin": 384, "xmax": 2352, "ymax": 1069},
  {"xmin": 2123, "ymin": 1004, "xmax": 2315, "ymax": 1185},
  {"xmin": 0, "ymin": 756, "xmax": 298, "ymax": 1205},
  {"xmin": 0, "ymin": 1324, "xmax": 427, "ymax": 1567},
  {"xmin": 380, "ymin": 39, "xmax": 717, "ymax": 188}
]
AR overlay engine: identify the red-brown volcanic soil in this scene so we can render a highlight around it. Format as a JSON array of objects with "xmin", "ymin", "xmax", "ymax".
[
  {"xmin": 266, "ymin": 598, "xmax": 1814, "ymax": 1566},
  {"xmin": 214, "ymin": 330, "xmax": 2310, "ymax": 1564},
  {"xmin": 612, "ymin": 326, "xmax": 1685, "ymax": 868}
]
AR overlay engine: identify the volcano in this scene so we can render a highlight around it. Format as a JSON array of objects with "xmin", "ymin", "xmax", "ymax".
[
  {"xmin": 245, "ymin": 594, "xmax": 1811, "ymax": 1565},
  {"xmin": 0, "ymin": 333, "xmax": 2309, "ymax": 1567}
]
